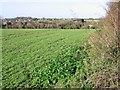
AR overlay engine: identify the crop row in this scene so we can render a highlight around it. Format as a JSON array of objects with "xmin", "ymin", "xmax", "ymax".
[{"xmin": 2, "ymin": 29, "xmax": 93, "ymax": 88}]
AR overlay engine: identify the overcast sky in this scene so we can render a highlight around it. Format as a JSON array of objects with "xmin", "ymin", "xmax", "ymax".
[{"xmin": 0, "ymin": 0, "xmax": 110, "ymax": 18}]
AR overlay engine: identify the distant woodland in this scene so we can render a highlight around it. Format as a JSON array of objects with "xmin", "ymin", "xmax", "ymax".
[{"xmin": 1, "ymin": 17, "xmax": 101, "ymax": 29}]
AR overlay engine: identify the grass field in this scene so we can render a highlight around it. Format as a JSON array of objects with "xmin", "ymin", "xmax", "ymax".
[{"xmin": 2, "ymin": 29, "xmax": 94, "ymax": 88}]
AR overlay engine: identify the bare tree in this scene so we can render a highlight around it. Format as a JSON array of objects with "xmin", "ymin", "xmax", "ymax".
[{"xmin": 90, "ymin": 1, "xmax": 119, "ymax": 61}]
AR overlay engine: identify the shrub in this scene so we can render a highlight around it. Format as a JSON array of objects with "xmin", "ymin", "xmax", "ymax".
[
  {"xmin": 88, "ymin": 1, "xmax": 119, "ymax": 88},
  {"xmin": 90, "ymin": 2, "xmax": 119, "ymax": 62}
]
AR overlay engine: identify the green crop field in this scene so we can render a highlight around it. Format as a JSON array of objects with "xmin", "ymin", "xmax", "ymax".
[{"xmin": 2, "ymin": 29, "xmax": 94, "ymax": 88}]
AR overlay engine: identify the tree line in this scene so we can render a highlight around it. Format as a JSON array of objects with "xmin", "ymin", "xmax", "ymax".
[{"xmin": 1, "ymin": 17, "xmax": 99, "ymax": 29}]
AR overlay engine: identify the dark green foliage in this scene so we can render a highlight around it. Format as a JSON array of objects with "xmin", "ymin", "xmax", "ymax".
[{"xmin": 29, "ymin": 45, "xmax": 92, "ymax": 88}]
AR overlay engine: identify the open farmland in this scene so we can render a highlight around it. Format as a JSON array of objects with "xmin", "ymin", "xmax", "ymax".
[{"xmin": 2, "ymin": 29, "xmax": 94, "ymax": 88}]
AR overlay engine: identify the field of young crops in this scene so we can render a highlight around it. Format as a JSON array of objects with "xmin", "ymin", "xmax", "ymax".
[{"xmin": 2, "ymin": 29, "xmax": 94, "ymax": 88}]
